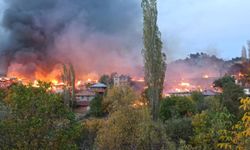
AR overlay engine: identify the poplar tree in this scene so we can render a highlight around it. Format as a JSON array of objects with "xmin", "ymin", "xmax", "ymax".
[
  {"xmin": 241, "ymin": 46, "xmax": 247, "ymax": 63},
  {"xmin": 61, "ymin": 63, "xmax": 76, "ymax": 109},
  {"xmin": 142, "ymin": 0, "xmax": 166, "ymax": 121},
  {"xmin": 247, "ymin": 41, "xmax": 250, "ymax": 61}
]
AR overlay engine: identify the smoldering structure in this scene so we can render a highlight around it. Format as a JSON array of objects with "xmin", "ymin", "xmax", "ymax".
[{"xmin": 0, "ymin": 0, "xmax": 141, "ymax": 79}]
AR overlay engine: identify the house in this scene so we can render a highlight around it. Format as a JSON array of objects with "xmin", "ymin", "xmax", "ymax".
[
  {"xmin": 168, "ymin": 89, "xmax": 218, "ymax": 97},
  {"xmin": 113, "ymin": 74, "xmax": 131, "ymax": 87},
  {"xmin": 90, "ymin": 83, "xmax": 107, "ymax": 94},
  {"xmin": 243, "ymin": 88, "xmax": 250, "ymax": 96},
  {"xmin": 76, "ymin": 90, "xmax": 95, "ymax": 106},
  {"xmin": 0, "ymin": 77, "xmax": 18, "ymax": 89},
  {"xmin": 202, "ymin": 89, "xmax": 218, "ymax": 97},
  {"xmin": 168, "ymin": 91, "xmax": 192, "ymax": 97}
]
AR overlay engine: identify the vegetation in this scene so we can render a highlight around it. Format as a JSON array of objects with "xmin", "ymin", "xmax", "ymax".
[
  {"xmin": 218, "ymin": 97, "xmax": 250, "ymax": 150},
  {"xmin": 61, "ymin": 63, "xmax": 76, "ymax": 109},
  {"xmin": 0, "ymin": 82, "xmax": 82, "ymax": 149},
  {"xmin": 89, "ymin": 94, "xmax": 104, "ymax": 117},
  {"xmin": 142, "ymin": 0, "xmax": 166, "ymax": 121}
]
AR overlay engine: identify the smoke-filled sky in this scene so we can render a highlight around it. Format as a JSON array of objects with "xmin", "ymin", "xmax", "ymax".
[
  {"xmin": 0, "ymin": 0, "xmax": 249, "ymax": 79},
  {"xmin": 0, "ymin": 0, "xmax": 249, "ymax": 60}
]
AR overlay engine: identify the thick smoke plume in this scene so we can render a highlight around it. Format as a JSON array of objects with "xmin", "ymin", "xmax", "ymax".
[{"xmin": 0, "ymin": 0, "xmax": 142, "ymax": 80}]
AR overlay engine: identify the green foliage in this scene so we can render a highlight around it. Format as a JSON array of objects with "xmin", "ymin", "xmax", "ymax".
[
  {"xmin": 79, "ymin": 119, "xmax": 104, "ymax": 150},
  {"xmin": 89, "ymin": 94, "xmax": 104, "ymax": 117},
  {"xmin": 160, "ymin": 96, "xmax": 195, "ymax": 121},
  {"xmin": 95, "ymin": 107, "xmax": 175, "ymax": 150},
  {"xmin": 191, "ymin": 107, "xmax": 234, "ymax": 149},
  {"xmin": 142, "ymin": 0, "xmax": 166, "ymax": 121},
  {"xmin": 191, "ymin": 91, "xmax": 208, "ymax": 112},
  {"xmin": 0, "ymin": 82, "xmax": 82, "ymax": 149},
  {"xmin": 0, "ymin": 89, "xmax": 8, "ymax": 120},
  {"xmin": 103, "ymin": 86, "xmax": 137, "ymax": 113},
  {"xmin": 61, "ymin": 63, "xmax": 76, "ymax": 108},
  {"xmin": 218, "ymin": 97, "xmax": 250, "ymax": 150},
  {"xmin": 165, "ymin": 117, "xmax": 193, "ymax": 144},
  {"xmin": 221, "ymin": 82, "xmax": 245, "ymax": 117},
  {"xmin": 214, "ymin": 76, "xmax": 235, "ymax": 88},
  {"xmin": 99, "ymin": 74, "xmax": 111, "ymax": 86}
]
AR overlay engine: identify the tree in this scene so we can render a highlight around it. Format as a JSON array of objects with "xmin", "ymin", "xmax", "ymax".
[
  {"xmin": 89, "ymin": 94, "xmax": 104, "ymax": 117},
  {"xmin": 241, "ymin": 46, "xmax": 247, "ymax": 63},
  {"xmin": 0, "ymin": 82, "xmax": 82, "ymax": 149},
  {"xmin": 191, "ymin": 91, "xmax": 207, "ymax": 112},
  {"xmin": 213, "ymin": 76, "xmax": 235, "ymax": 88},
  {"xmin": 218, "ymin": 97, "xmax": 250, "ymax": 150},
  {"xmin": 191, "ymin": 107, "xmax": 234, "ymax": 149},
  {"xmin": 102, "ymin": 86, "xmax": 137, "ymax": 114},
  {"xmin": 165, "ymin": 117, "xmax": 193, "ymax": 144},
  {"xmin": 99, "ymin": 74, "xmax": 111, "ymax": 86},
  {"xmin": 61, "ymin": 63, "xmax": 76, "ymax": 109},
  {"xmin": 222, "ymin": 82, "xmax": 245, "ymax": 117},
  {"xmin": 142, "ymin": 0, "xmax": 166, "ymax": 121},
  {"xmin": 160, "ymin": 96, "xmax": 195, "ymax": 121},
  {"xmin": 95, "ymin": 107, "xmax": 175, "ymax": 150},
  {"xmin": 248, "ymin": 40, "xmax": 250, "ymax": 61}
]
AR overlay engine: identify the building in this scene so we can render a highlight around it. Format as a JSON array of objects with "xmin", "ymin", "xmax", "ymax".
[
  {"xmin": 113, "ymin": 74, "xmax": 131, "ymax": 87},
  {"xmin": 76, "ymin": 90, "xmax": 95, "ymax": 106},
  {"xmin": 168, "ymin": 89, "xmax": 219, "ymax": 97},
  {"xmin": 0, "ymin": 77, "xmax": 19, "ymax": 89},
  {"xmin": 90, "ymin": 83, "xmax": 107, "ymax": 94},
  {"xmin": 202, "ymin": 89, "xmax": 218, "ymax": 97}
]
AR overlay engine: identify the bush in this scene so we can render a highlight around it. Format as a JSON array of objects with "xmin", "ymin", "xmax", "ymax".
[
  {"xmin": 89, "ymin": 94, "xmax": 104, "ymax": 117},
  {"xmin": 165, "ymin": 117, "xmax": 193, "ymax": 144},
  {"xmin": 160, "ymin": 96, "xmax": 195, "ymax": 121}
]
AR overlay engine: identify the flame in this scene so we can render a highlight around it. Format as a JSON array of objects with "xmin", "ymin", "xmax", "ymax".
[
  {"xmin": 180, "ymin": 82, "xmax": 190, "ymax": 87},
  {"xmin": 132, "ymin": 78, "xmax": 145, "ymax": 83},
  {"xmin": 203, "ymin": 75, "xmax": 209, "ymax": 79}
]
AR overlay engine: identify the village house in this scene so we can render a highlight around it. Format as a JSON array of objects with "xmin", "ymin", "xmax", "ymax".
[
  {"xmin": 76, "ymin": 90, "xmax": 96, "ymax": 106},
  {"xmin": 113, "ymin": 74, "xmax": 131, "ymax": 87},
  {"xmin": 90, "ymin": 83, "xmax": 107, "ymax": 94}
]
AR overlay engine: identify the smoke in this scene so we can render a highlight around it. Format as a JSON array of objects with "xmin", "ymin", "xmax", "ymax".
[
  {"xmin": 0, "ymin": 0, "xmax": 142, "ymax": 79},
  {"xmin": 165, "ymin": 53, "xmax": 230, "ymax": 92}
]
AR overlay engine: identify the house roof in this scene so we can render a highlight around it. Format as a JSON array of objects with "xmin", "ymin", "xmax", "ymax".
[
  {"xmin": 90, "ymin": 83, "xmax": 107, "ymax": 88},
  {"xmin": 202, "ymin": 90, "xmax": 218, "ymax": 96}
]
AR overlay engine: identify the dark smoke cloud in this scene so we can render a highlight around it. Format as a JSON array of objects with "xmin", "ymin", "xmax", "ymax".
[{"xmin": 0, "ymin": 0, "xmax": 142, "ymax": 78}]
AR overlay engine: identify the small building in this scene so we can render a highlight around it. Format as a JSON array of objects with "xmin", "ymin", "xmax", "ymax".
[
  {"xmin": 168, "ymin": 91, "xmax": 192, "ymax": 97},
  {"xmin": 202, "ymin": 89, "xmax": 218, "ymax": 97},
  {"xmin": 76, "ymin": 90, "xmax": 95, "ymax": 106},
  {"xmin": 113, "ymin": 74, "xmax": 131, "ymax": 87},
  {"xmin": 243, "ymin": 88, "xmax": 250, "ymax": 96},
  {"xmin": 90, "ymin": 83, "xmax": 107, "ymax": 94}
]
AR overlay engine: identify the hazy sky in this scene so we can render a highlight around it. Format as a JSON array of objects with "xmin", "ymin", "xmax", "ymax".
[{"xmin": 0, "ymin": 0, "xmax": 250, "ymax": 60}]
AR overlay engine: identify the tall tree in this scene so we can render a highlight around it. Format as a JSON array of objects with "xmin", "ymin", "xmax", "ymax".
[
  {"xmin": 142, "ymin": 0, "xmax": 166, "ymax": 121},
  {"xmin": 248, "ymin": 40, "xmax": 250, "ymax": 61},
  {"xmin": 242, "ymin": 46, "xmax": 247, "ymax": 63},
  {"xmin": 61, "ymin": 63, "xmax": 76, "ymax": 109}
]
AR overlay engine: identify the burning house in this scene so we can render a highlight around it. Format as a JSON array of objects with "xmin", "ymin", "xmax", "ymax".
[
  {"xmin": 90, "ymin": 83, "xmax": 107, "ymax": 94},
  {"xmin": 76, "ymin": 90, "xmax": 95, "ymax": 106},
  {"xmin": 113, "ymin": 74, "xmax": 131, "ymax": 87},
  {"xmin": 0, "ymin": 76, "xmax": 20, "ymax": 89}
]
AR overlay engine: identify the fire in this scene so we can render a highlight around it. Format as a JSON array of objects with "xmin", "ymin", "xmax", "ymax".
[
  {"xmin": 52, "ymin": 80, "xmax": 58, "ymax": 85},
  {"xmin": 238, "ymin": 72, "xmax": 244, "ymax": 77},
  {"xmin": 203, "ymin": 75, "xmax": 209, "ymax": 79},
  {"xmin": 32, "ymin": 80, "xmax": 39, "ymax": 87},
  {"xmin": 180, "ymin": 82, "xmax": 190, "ymax": 87},
  {"xmin": 132, "ymin": 78, "xmax": 145, "ymax": 83}
]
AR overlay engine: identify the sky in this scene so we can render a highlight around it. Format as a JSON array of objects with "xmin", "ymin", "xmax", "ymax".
[
  {"xmin": 0, "ymin": 0, "xmax": 250, "ymax": 61},
  {"xmin": 158, "ymin": 0, "xmax": 250, "ymax": 60}
]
